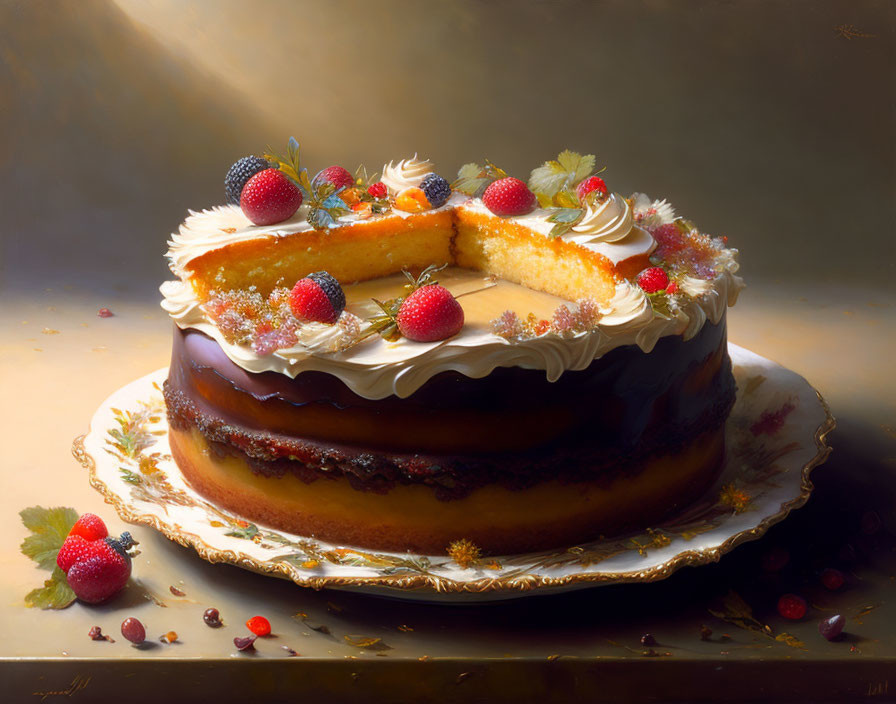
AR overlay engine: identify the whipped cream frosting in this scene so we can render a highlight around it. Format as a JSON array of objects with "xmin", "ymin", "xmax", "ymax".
[
  {"xmin": 570, "ymin": 193, "xmax": 634, "ymax": 243},
  {"xmin": 381, "ymin": 155, "xmax": 433, "ymax": 194}
]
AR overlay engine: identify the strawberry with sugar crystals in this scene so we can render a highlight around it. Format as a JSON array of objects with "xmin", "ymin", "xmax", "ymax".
[
  {"xmin": 397, "ymin": 284, "xmax": 464, "ymax": 342},
  {"xmin": 240, "ymin": 168, "xmax": 303, "ymax": 226},
  {"xmin": 66, "ymin": 532, "xmax": 137, "ymax": 604},
  {"xmin": 482, "ymin": 177, "xmax": 536, "ymax": 217},
  {"xmin": 636, "ymin": 267, "xmax": 670, "ymax": 294},
  {"xmin": 576, "ymin": 176, "xmax": 608, "ymax": 202},
  {"xmin": 57, "ymin": 535, "xmax": 95, "ymax": 573},
  {"xmin": 289, "ymin": 271, "xmax": 346, "ymax": 324},
  {"xmin": 367, "ymin": 181, "xmax": 387, "ymax": 199},
  {"xmin": 315, "ymin": 165, "xmax": 355, "ymax": 191},
  {"xmin": 68, "ymin": 512, "xmax": 108, "ymax": 541}
]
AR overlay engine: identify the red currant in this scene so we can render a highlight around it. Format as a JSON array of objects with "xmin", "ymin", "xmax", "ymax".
[
  {"xmin": 246, "ymin": 615, "xmax": 271, "ymax": 636},
  {"xmin": 820, "ymin": 568, "xmax": 845, "ymax": 591}
]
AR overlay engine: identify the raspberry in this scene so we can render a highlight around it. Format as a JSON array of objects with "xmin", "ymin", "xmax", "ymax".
[
  {"xmin": 246, "ymin": 615, "xmax": 271, "ymax": 636},
  {"xmin": 397, "ymin": 284, "xmax": 465, "ymax": 342},
  {"xmin": 367, "ymin": 181, "xmax": 387, "ymax": 199},
  {"xmin": 394, "ymin": 187, "xmax": 430, "ymax": 212},
  {"xmin": 420, "ymin": 173, "xmax": 452, "ymax": 208},
  {"xmin": 66, "ymin": 537, "xmax": 133, "ymax": 604},
  {"xmin": 240, "ymin": 168, "xmax": 303, "ymax": 226},
  {"xmin": 289, "ymin": 271, "xmax": 345, "ymax": 324},
  {"xmin": 68, "ymin": 513, "xmax": 108, "ymax": 541},
  {"xmin": 57, "ymin": 535, "xmax": 94, "ymax": 573},
  {"xmin": 482, "ymin": 177, "xmax": 536, "ymax": 217},
  {"xmin": 315, "ymin": 165, "xmax": 355, "ymax": 191},
  {"xmin": 637, "ymin": 267, "xmax": 670, "ymax": 293},
  {"xmin": 777, "ymin": 593, "xmax": 807, "ymax": 621},
  {"xmin": 665, "ymin": 281, "xmax": 679, "ymax": 295},
  {"xmin": 651, "ymin": 223, "xmax": 687, "ymax": 254},
  {"xmin": 576, "ymin": 176, "xmax": 608, "ymax": 202},
  {"xmin": 225, "ymin": 156, "xmax": 271, "ymax": 205}
]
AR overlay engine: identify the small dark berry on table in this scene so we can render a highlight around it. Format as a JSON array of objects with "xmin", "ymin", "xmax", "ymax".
[
  {"xmin": 820, "ymin": 567, "xmax": 846, "ymax": 591},
  {"xmin": 121, "ymin": 617, "xmax": 146, "ymax": 644},
  {"xmin": 777, "ymin": 594, "xmax": 808, "ymax": 621},
  {"xmin": 761, "ymin": 546, "xmax": 790, "ymax": 572},
  {"xmin": 203, "ymin": 607, "xmax": 222, "ymax": 627},
  {"xmin": 819, "ymin": 615, "xmax": 846, "ymax": 641},
  {"xmin": 234, "ymin": 635, "xmax": 257, "ymax": 651},
  {"xmin": 640, "ymin": 634, "xmax": 656, "ymax": 647}
]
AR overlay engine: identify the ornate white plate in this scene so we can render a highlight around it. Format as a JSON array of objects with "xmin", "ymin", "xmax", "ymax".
[{"xmin": 73, "ymin": 344, "xmax": 833, "ymax": 602}]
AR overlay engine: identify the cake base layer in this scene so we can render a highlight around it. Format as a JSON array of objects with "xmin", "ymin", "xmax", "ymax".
[{"xmin": 169, "ymin": 423, "xmax": 725, "ymax": 555}]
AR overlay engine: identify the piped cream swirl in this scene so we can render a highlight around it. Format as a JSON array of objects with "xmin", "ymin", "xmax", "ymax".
[
  {"xmin": 598, "ymin": 281, "xmax": 654, "ymax": 331},
  {"xmin": 381, "ymin": 155, "xmax": 433, "ymax": 193},
  {"xmin": 569, "ymin": 193, "xmax": 634, "ymax": 243}
]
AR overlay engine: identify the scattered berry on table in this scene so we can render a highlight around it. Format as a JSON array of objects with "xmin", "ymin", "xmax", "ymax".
[
  {"xmin": 761, "ymin": 546, "xmax": 790, "ymax": 572},
  {"xmin": 315, "ymin": 165, "xmax": 355, "ymax": 191},
  {"xmin": 68, "ymin": 513, "xmax": 108, "ymax": 541},
  {"xmin": 121, "ymin": 617, "xmax": 146, "ymax": 645},
  {"xmin": 289, "ymin": 271, "xmax": 346, "ymax": 324},
  {"xmin": 640, "ymin": 634, "xmax": 657, "ymax": 647},
  {"xmin": 160, "ymin": 631, "xmax": 178, "ymax": 644},
  {"xmin": 88, "ymin": 626, "xmax": 113, "ymax": 642},
  {"xmin": 818, "ymin": 614, "xmax": 846, "ymax": 641},
  {"xmin": 820, "ymin": 567, "xmax": 846, "ymax": 591},
  {"xmin": 420, "ymin": 173, "xmax": 452, "ymax": 208},
  {"xmin": 367, "ymin": 181, "xmax": 387, "ymax": 199},
  {"xmin": 203, "ymin": 608, "xmax": 223, "ymax": 627},
  {"xmin": 397, "ymin": 284, "xmax": 465, "ymax": 342},
  {"xmin": 97, "ymin": 308, "xmax": 114, "ymax": 318},
  {"xmin": 394, "ymin": 186, "xmax": 430, "ymax": 212},
  {"xmin": 777, "ymin": 593, "xmax": 808, "ymax": 621},
  {"xmin": 637, "ymin": 267, "xmax": 670, "ymax": 294},
  {"xmin": 234, "ymin": 635, "xmax": 257, "ymax": 651},
  {"xmin": 246, "ymin": 616, "xmax": 271, "ymax": 637},
  {"xmin": 575, "ymin": 176, "xmax": 608, "ymax": 202},
  {"xmin": 240, "ymin": 168, "xmax": 303, "ymax": 226},
  {"xmin": 65, "ymin": 533, "xmax": 136, "ymax": 604},
  {"xmin": 482, "ymin": 177, "xmax": 536, "ymax": 217},
  {"xmin": 225, "ymin": 156, "xmax": 271, "ymax": 205}
]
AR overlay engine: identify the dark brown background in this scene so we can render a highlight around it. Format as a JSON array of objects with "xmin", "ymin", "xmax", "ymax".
[{"xmin": 1, "ymin": 0, "xmax": 893, "ymax": 300}]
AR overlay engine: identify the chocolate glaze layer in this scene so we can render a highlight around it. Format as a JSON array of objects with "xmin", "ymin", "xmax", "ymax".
[{"xmin": 164, "ymin": 319, "xmax": 736, "ymax": 499}]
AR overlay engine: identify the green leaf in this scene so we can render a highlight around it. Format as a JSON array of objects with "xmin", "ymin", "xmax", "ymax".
[
  {"xmin": 452, "ymin": 162, "xmax": 492, "ymax": 196},
  {"xmin": 528, "ymin": 149, "xmax": 597, "ymax": 197},
  {"xmin": 25, "ymin": 566, "xmax": 76, "ymax": 609},
  {"xmin": 20, "ymin": 506, "xmax": 78, "ymax": 571},
  {"xmin": 547, "ymin": 208, "xmax": 583, "ymax": 224},
  {"xmin": 553, "ymin": 190, "xmax": 580, "ymax": 209},
  {"xmin": 548, "ymin": 221, "xmax": 576, "ymax": 239},
  {"xmin": 322, "ymin": 194, "xmax": 349, "ymax": 212}
]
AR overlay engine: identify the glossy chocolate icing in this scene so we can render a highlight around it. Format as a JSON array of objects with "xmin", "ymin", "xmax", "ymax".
[{"xmin": 164, "ymin": 320, "xmax": 735, "ymax": 499}]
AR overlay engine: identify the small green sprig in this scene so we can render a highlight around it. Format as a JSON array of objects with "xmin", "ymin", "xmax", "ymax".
[
  {"xmin": 451, "ymin": 160, "xmax": 509, "ymax": 197},
  {"xmin": 353, "ymin": 164, "xmax": 391, "ymax": 214}
]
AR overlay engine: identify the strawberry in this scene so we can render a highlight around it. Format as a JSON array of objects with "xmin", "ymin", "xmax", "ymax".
[
  {"xmin": 65, "ymin": 533, "xmax": 135, "ymax": 604},
  {"xmin": 57, "ymin": 535, "xmax": 94, "ymax": 573},
  {"xmin": 482, "ymin": 177, "xmax": 536, "ymax": 217},
  {"xmin": 636, "ymin": 267, "xmax": 670, "ymax": 294},
  {"xmin": 315, "ymin": 165, "xmax": 355, "ymax": 191},
  {"xmin": 367, "ymin": 181, "xmax": 387, "ymax": 199},
  {"xmin": 246, "ymin": 615, "xmax": 271, "ymax": 636},
  {"xmin": 576, "ymin": 176, "xmax": 608, "ymax": 202},
  {"xmin": 289, "ymin": 271, "xmax": 345, "ymax": 324},
  {"xmin": 397, "ymin": 284, "xmax": 464, "ymax": 342},
  {"xmin": 240, "ymin": 168, "xmax": 303, "ymax": 226},
  {"xmin": 68, "ymin": 513, "xmax": 108, "ymax": 541}
]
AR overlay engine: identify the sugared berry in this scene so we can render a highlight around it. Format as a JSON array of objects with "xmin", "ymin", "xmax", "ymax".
[
  {"xmin": 637, "ymin": 267, "xmax": 670, "ymax": 294},
  {"xmin": 665, "ymin": 281, "xmax": 679, "ymax": 295},
  {"xmin": 820, "ymin": 568, "xmax": 846, "ymax": 591},
  {"xmin": 576, "ymin": 176, "xmax": 608, "ymax": 202},
  {"xmin": 240, "ymin": 168, "xmax": 303, "ymax": 226},
  {"xmin": 818, "ymin": 614, "xmax": 846, "ymax": 641},
  {"xmin": 394, "ymin": 187, "xmax": 430, "ymax": 212},
  {"xmin": 121, "ymin": 617, "xmax": 146, "ymax": 644},
  {"xmin": 640, "ymin": 633, "xmax": 657, "ymax": 646},
  {"xmin": 420, "ymin": 173, "xmax": 452, "ymax": 208},
  {"xmin": 315, "ymin": 165, "xmax": 355, "ymax": 191},
  {"xmin": 246, "ymin": 616, "xmax": 271, "ymax": 637},
  {"xmin": 203, "ymin": 608, "xmax": 223, "ymax": 627},
  {"xmin": 69, "ymin": 513, "xmax": 108, "ymax": 541},
  {"xmin": 289, "ymin": 271, "xmax": 345, "ymax": 324},
  {"xmin": 482, "ymin": 177, "xmax": 536, "ymax": 217},
  {"xmin": 225, "ymin": 156, "xmax": 271, "ymax": 205},
  {"xmin": 777, "ymin": 593, "xmax": 807, "ymax": 621},
  {"xmin": 397, "ymin": 284, "xmax": 465, "ymax": 342},
  {"xmin": 367, "ymin": 181, "xmax": 387, "ymax": 199}
]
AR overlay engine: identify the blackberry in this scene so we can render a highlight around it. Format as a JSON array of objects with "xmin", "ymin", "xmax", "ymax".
[
  {"xmin": 225, "ymin": 156, "xmax": 271, "ymax": 205},
  {"xmin": 307, "ymin": 271, "xmax": 346, "ymax": 317},
  {"xmin": 420, "ymin": 173, "xmax": 452, "ymax": 208}
]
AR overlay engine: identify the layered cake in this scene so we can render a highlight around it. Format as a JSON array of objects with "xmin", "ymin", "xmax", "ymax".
[{"xmin": 161, "ymin": 142, "xmax": 743, "ymax": 555}]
